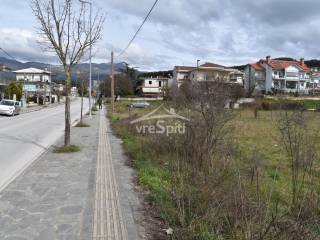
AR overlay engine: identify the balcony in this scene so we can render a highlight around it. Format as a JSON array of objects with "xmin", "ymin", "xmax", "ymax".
[{"xmin": 273, "ymin": 75, "xmax": 285, "ymax": 80}]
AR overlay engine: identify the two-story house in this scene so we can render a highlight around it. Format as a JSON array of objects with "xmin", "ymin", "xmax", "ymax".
[
  {"xmin": 244, "ymin": 56, "xmax": 311, "ymax": 94},
  {"xmin": 139, "ymin": 77, "xmax": 169, "ymax": 97},
  {"xmin": 173, "ymin": 62, "xmax": 244, "ymax": 88},
  {"xmin": 173, "ymin": 66, "xmax": 195, "ymax": 88},
  {"xmin": 13, "ymin": 67, "xmax": 52, "ymax": 102},
  {"xmin": 189, "ymin": 63, "xmax": 244, "ymax": 84}
]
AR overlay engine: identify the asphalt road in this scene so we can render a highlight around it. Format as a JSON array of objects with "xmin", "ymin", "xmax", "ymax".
[{"xmin": 0, "ymin": 98, "xmax": 89, "ymax": 192}]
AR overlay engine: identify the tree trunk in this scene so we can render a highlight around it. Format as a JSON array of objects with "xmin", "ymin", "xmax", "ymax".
[
  {"xmin": 64, "ymin": 68, "xmax": 71, "ymax": 146},
  {"xmin": 80, "ymin": 84, "xmax": 83, "ymax": 122}
]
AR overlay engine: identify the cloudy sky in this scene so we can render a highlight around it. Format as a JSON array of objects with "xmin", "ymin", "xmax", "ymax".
[{"xmin": 0, "ymin": 0, "xmax": 320, "ymax": 70}]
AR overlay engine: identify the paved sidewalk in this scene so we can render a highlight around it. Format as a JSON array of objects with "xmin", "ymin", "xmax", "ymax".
[
  {"xmin": 0, "ymin": 109, "xmax": 146, "ymax": 240},
  {"xmin": 0, "ymin": 114, "xmax": 99, "ymax": 239},
  {"xmin": 92, "ymin": 109, "xmax": 127, "ymax": 239},
  {"xmin": 92, "ymin": 109, "xmax": 146, "ymax": 240}
]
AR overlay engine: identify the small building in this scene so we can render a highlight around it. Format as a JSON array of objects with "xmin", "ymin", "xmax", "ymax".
[
  {"xmin": 139, "ymin": 77, "xmax": 169, "ymax": 97},
  {"xmin": 71, "ymin": 86, "xmax": 78, "ymax": 97},
  {"xmin": 0, "ymin": 64, "xmax": 11, "ymax": 72},
  {"xmin": 13, "ymin": 68, "xmax": 52, "ymax": 103}
]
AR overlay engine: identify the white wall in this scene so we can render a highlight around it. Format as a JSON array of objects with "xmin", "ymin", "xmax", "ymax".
[
  {"xmin": 144, "ymin": 79, "xmax": 166, "ymax": 88},
  {"xmin": 16, "ymin": 73, "xmax": 51, "ymax": 83}
]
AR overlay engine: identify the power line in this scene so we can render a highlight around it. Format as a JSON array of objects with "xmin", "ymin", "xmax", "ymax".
[
  {"xmin": 0, "ymin": 47, "xmax": 17, "ymax": 61},
  {"xmin": 117, "ymin": 0, "xmax": 159, "ymax": 58}
]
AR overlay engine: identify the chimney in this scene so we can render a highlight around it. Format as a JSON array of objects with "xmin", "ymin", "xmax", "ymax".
[
  {"xmin": 266, "ymin": 56, "xmax": 271, "ymax": 64},
  {"xmin": 300, "ymin": 58, "xmax": 305, "ymax": 66}
]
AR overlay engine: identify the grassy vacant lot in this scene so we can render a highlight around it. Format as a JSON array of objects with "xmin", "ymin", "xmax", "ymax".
[
  {"xmin": 233, "ymin": 109, "xmax": 320, "ymax": 204},
  {"xmin": 109, "ymin": 100, "xmax": 320, "ymax": 239}
]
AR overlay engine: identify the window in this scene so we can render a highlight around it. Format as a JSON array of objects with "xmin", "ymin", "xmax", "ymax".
[
  {"xmin": 279, "ymin": 72, "xmax": 284, "ymax": 78},
  {"xmin": 0, "ymin": 100, "xmax": 14, "ymax": 106},
  {"xmin": 159, "ymin": 81, "xmax": 162, "ymax": 87},
  {"xmin": 149, "ymin": 81, "xmax": 152, "ymax": 85}
]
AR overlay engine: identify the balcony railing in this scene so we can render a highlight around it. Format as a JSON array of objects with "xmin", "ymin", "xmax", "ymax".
[
  {"xmin": 273, "ymin": 75, "xmax": 285, "ymax": 79},
  {"xmin": 272, "ymin": 76, "xmax": 310, "ymax": 81}
]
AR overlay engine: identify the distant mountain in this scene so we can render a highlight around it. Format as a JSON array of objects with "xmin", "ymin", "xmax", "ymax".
[
  {"xmin": 0, "ymin": 57, "xmax": 128, "ymax": 82},
  {"xmin": 0, "ymin": 57, "xmax": 25, "ymax": 70},
  {"xmin": 139, "ymin": 70, "xmax": 173, "ymax": 78},
  {"xmin": 273, "ymin": 57, "xmax": 296, "ymax": 61},
  {"xmin": 231, "ymin": 65, "xmax": 246, "ymax": 71}
]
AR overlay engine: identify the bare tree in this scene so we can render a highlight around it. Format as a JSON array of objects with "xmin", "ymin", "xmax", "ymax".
[
  {"xmin": 278, "ymin": 110, "xmax": 318, "ymax": 209},
  {"xmin": 31, "ymin": 0, "xmax": 104, "ymax": 146},
  {"xmin": 77, "ymin": 71, "xmax": 88, "ymax": 122}
]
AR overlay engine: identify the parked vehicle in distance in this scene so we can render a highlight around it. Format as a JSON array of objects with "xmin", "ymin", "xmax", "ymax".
[
  {"xmin": 128, "ymin": 101, "xmax": 151, "ymax": 108},
  {"xmin": 0, "ymin": 99, "xmax": 21, "ymax": 116}
]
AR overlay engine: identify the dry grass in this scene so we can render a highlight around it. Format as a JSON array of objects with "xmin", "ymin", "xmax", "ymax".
[
  {"xmin": 75, "ymin": 121, "xmax": 90, "ymax": 127},
  {"xmin": 53, "ymin": 145, "xmax": 81, "ymax": 153},
  {"xmin": 110, "ymin": 99, "xmax": 320, "ymax": 239}
]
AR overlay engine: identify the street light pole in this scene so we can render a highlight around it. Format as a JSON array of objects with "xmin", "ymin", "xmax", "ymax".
[
  {"xmin": 79, "ymin": 0, "xmax": 92, "ymax": 117},
  {"xmin": 196, "ymin": 59, "xmax": 200, "ymax": 82},
  {"xmin": 23, "ymin": 75, "xmax": 27, "ymax": 108},
  {"xmin": 111, "ymin": 51, "xmax": 115, "ymax": 115}
]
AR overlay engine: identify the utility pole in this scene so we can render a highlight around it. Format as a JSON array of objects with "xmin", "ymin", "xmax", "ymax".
[
  {"xmin": 196, "ymin": 59, "xmax": 200, "ymax": 82},
  {"xmin": 88, "ymin": 0, "xmax": 92, "ymax": 117},
  {"xmin": 111, "ymin": 51, "xmax": 115, "ymax": 115}
]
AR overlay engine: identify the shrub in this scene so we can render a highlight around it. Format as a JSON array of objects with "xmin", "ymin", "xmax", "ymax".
[{"xmin": 261, "ymin": 100, "xmax": 271, "ymax": 110}]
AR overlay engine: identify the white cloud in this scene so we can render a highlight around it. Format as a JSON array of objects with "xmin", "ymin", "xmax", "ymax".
[
  {"xmin": 1, "ymin": 0, "xmax": 320, "ymax": 69},
  {"xmin": 0, "ymin": 28, "xmax": 57, "ymax": 62},
  {"xmin": 117, "ymin": 43, "xmax": 172, "ymax": 70}
]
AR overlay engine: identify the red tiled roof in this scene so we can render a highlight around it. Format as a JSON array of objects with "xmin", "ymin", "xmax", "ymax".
[
  {"xmin": 250, "ymin": 63, "xmax": 265, "ymax": 71},
  {"xmin": 262, "ymin": 59, "xmax": 311, "ymax": 72},
  {"xmin": 200, "ymin": 62, "xmax": 225, "ymax": 68}
]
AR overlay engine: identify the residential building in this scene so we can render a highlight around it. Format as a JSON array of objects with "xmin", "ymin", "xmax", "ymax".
[
  {"xmin": 173, "ymin": 66, "xmax": 195, "ymax": 88},
  {"xmin": 173, "ymin": 62, "xmax": 244, "ymax": 87},
  {"xmin": 71, "ymin": 86, "xmax": 78, "ymax": 97},
  {"xmin": 311, "ymin": 67, "xmax": 320, "ymax": 73},
  {"xmin": 0, "ymin": 64, "xmax": 13, "ymax": 99},
  {"xmin": 0, "ymin": 80, "xmax": 7, "ymax": 99},
  {"xmin": 310, "ymin": 72, "xmax": 320, "ymax": 93},
  {"xmin": 189, "ymin": 63, "xmax": 244, "ymax": 84},
  {"xmin": 13, "ymin": 68, "xmax": 52, "ymax": 103},
  {"xmin": 0, "ymin": 64, "xmax": 11, "ymax": 72},
  {"xmin": 139, "ymin": 77, "xmax": 169, "ymax": 97},
  {"xmin": 244, "ymin": 56, "xmax": 311, "ymax": 94}
]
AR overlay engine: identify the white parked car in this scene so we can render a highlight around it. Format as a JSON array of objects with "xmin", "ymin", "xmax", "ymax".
[{"xmin": 0, "ymin": 99, "xmax": 21, "ymax": 116}]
